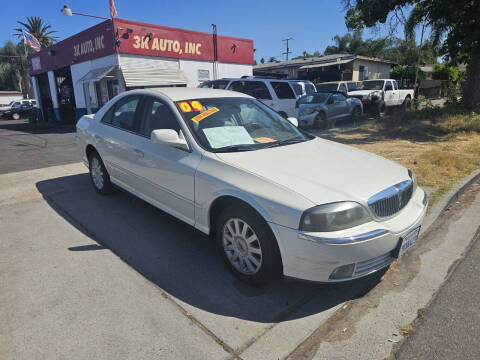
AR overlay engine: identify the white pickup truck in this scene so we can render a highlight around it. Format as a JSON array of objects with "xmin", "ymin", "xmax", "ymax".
[{"xmin": 348, "ymin": 79, "xmax": 414, "ymax": 116}]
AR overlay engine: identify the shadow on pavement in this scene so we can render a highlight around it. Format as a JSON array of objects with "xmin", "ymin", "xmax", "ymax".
[
  {"xmin": 36, "ymin": 173, "xmax": 385, "ymax": 323},
  {"xmin": 0, "ymin": 119, "xmax": 75, "ymax": 135}
]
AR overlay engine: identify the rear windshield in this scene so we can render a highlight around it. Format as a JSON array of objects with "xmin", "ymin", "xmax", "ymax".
[
  {"xmin": 347, "ymin": 82, "xmax": 359, "ymax": 91},
  {"xmin": 315, "ymin": 83, "xmax": 338, "ymax": 92},
  {"xmin": 356, "ymin": 80, "xmax": 384, "ymax": 90},
  {"xmin": 199, "ymin": 80, "xmax": 229, "ymax": 89},
  {"xmin": 305, "ymin": 83, "xmax": 316, "ymax": 94},
  {"xmin": 298, "ymin": 93, "xmax": 330, "ymax": 104}
]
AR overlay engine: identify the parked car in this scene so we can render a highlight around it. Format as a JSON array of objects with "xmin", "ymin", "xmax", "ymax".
[
  {"xmin": 315, "ymin": 81, "xmax": 360, "ymax": 95},
  {"xmin": 0, "ymin": 99, "xmax": 36, "ymax": 118},
  {"xmin": 287, "ymin": 80, "xmax": 317, "ymax": 98},
  {"xmin": 348, "ymin": 79, "xmax": 414, "ymax": 116},
  {"xmin": 297, "ymin": 92, "xmax": 363, "ymax": 129},
  {"xmin": 76, "ymin": 88, "xmax": 427, "ymax": 285},
  {"xmin": 199, "ymin": 78, "xmax": 298, "ymax": 118},
  {"xmin": 2, "ymin": 102, "xmax": 36, "ymax": 120}
]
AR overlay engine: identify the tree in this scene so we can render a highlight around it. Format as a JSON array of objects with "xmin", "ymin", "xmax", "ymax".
[
  {"xmin": 344, "ymin": 0, "xmax": 480, "ymax": 107},
  {"xmin": 268, "ymin": 56, "xmax": 276, "ymax": 63},
  {"xmin": 14, "ymin": 16, "xmax": 57, "ymax": 48},
  {"xmin": 0, "ymin": 41, "xmax": 31, "ymax": 95},
  {"xmin": 260, "ymin": 57, "xmax": 265, "ymax": 64}
]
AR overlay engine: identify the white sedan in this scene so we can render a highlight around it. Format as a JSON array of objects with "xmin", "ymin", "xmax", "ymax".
[{"xmin": 76, "ymin": 88, "xmax": 427, "ymax": 284}]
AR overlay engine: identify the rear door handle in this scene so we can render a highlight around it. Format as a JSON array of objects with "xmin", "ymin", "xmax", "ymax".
[{"xmin": 133, "ymin": 148, "xmax": 144, "ymax": 157}]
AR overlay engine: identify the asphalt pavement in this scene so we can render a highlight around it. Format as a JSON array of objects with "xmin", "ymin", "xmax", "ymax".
[
  {"xmin": 0, "ymin": 119, "xmax": 77, "ymax": 174},
  {"xmin": 394, "ymin": 226, "xmax": 480, "ymax": 360}
]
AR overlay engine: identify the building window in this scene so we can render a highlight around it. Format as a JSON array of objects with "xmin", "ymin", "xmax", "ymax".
[
  {"xmin": 198, "ymin": 69, "xmax": 210, "ymax": 81},
  {"xmin": 359, "ymin": 65, "xmax": 369, "ymax": 80}
]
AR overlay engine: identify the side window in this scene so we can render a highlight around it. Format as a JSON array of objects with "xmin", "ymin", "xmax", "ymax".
[
  {"xmin": 111, "ymin": 96, "xmax": 141, "ymax": 131},
  {"xmin": 339, "ymin": 83, "xmax": 347, "ymax": 93},
  {"xmin": 271, "ymin": 82, "xmax": 296, "ymax": 99},
  {"xmin": 393, "ymin": 81, "xmax": 398, "ymax": 90},
  {"xmin": 385, "ymin": 81, "xmax": 393, "ymax": 91},
  {"xmin": 138, "ymin": 97, "xmax": 181, "ymax": 137},
  {"xmin": 229, "ymin": 81, "xmax": 272, "ymax": 100},
  {"xmin": 101, "ymin": 105, "xmax": 115, "ymax": 124},
  {"xmin": 333, "ymin": 93, "xmax": 346, "ymax": 102},
  {"xmin": 305, "ymin": 83, "xmax": 316, "ymax": 94}
]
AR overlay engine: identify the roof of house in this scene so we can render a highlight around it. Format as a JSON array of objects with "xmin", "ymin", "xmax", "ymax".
[{"xmin": 254, "ymin": 54, "xmax": 396, "ymax": 70}]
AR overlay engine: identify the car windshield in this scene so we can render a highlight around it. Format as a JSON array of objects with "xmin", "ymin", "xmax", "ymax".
[
  {"xmin": 298, "ymin": 93, "xmax": 330, "ymax": 104},
  {"xmin": 199, "ymin": 80, "xmax": 229, "ymax": 89},
  {"xmin": 177, "ymin": 97, "xmax": 311, "ymax": 152},
  {"xmin": 356, "ymin": 80, "xmax": 384, "ymax": 90},
  {"xmin": 316, "ymin": 83, "xmax": 338, "ymax": 91}
]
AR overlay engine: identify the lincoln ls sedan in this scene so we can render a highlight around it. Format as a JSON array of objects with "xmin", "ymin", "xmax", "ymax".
[{"xmin": 76, "ymin": 88, "xmax": 427, "ymax": 284}]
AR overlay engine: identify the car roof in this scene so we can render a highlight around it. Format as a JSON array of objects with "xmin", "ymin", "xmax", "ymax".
[{"xmin": 135, "ymin": 87, "xmax": 253, "ymax": 101}]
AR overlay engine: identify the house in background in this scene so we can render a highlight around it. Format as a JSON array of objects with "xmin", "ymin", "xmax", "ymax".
[
  {"xmin": 0, "ymin": 91, "xmax": 23, "ymax": 106},
  {"xmin": 253, "ymin": 54, "xmax": 395, "ymax": 83}
]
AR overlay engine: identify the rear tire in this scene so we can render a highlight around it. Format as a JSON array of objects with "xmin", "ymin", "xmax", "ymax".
[
  {"xmin": 402, "ymin": 96, "xmax": 411, "ymax": 112},
  {"xmin": 88, "ymin": 151, "xmax": 113, "ymax": 195},
  {"xmin": 215, "ymin": 203, "xmax": 282, "ymax": 285},
  {"xmin": 352, "ymin": 106, "xmax": 362, "ymax": 120}
]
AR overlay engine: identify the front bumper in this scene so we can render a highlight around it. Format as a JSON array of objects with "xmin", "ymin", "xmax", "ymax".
[
  {"xmin": 298, "ymin": 112, "xmax": 318, "ymax": 127},
  {"xmin": 269, "ymin": 187, "xmax": 427, "ymax": 282}
]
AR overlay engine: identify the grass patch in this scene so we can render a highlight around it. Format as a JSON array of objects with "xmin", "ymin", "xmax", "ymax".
[{"xmin": 325, "ymin": 106, "xmax": 480, "ymax": 207}]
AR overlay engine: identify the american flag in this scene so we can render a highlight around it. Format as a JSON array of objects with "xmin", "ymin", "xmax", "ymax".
[
  {"xmin": 23, "ymin": 30, "xmax": 41, "ymax": 52},
  {"xmin": 109, "ymin": 0, "xmax": 118, "ymax": 18}
]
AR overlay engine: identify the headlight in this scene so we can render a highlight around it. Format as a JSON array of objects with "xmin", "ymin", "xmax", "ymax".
[
  {"xmin": 299, "ymin": 201, "xmax": 371, "ymax": 232},
  {"xmin": 301, "ymin": 107, "xmax": 316, "ymax": 115}
]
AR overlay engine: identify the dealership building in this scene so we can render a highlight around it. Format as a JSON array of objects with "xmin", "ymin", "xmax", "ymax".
[{"xmin": 29, "ymin": 18, "xmax": 254, "ymax": 123}]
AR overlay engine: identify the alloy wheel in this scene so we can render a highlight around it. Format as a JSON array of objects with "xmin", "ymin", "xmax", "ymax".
[
  {"xmin": 90, "ymin": 157, "xmax": 104, "ymax": 189},
  {"xmin": 222, "ymin": 218, "xmax": 262, "ymax": 275}
]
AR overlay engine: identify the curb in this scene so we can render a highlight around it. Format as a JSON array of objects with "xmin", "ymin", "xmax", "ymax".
[{"xmin": 421, "ymin": 167, "xmax": 480, "ymax": 235}]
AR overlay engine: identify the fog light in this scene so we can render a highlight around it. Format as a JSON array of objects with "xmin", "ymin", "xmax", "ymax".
[{"xmin": 329, "ymin": 263, "xmax": 355, "ymax": 280}]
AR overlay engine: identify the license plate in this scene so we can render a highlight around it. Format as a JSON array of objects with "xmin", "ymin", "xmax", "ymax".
[{"xmin": 397, "ymin": 226, "xmax": 420, "ymax": 258}]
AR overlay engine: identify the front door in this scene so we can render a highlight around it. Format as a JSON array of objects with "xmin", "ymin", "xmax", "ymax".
[
  {"xmin": 327, "ymin": 93, "xmax": 350, "ymax": 120},
  {"xmin": 129, "ymin": 96, "xmax": 201, "ymax": 225}
]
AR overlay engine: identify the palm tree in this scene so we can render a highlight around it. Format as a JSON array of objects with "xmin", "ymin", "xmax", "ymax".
[{"xmin": 14, "ymin": 16, "xmax": 57, "ymax": 48}]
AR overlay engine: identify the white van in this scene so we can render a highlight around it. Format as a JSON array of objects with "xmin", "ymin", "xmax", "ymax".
[
  {"xmin": 199, "ymin": 78, "xmax": 298, "ymax": 118},
  {"xmin": 287, "ymin": 80, "xmax": 317, "ymax": 98}
]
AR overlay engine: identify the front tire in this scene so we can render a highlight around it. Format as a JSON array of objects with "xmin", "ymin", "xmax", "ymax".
[
  {"xmin": 376, "ymin": 101, "xmax": 386, "ymax": 118},
  {"xmin": 352, "ymin": 106, "xmax": 362, "ymax": 120},
  {"xmin": 88, "ymin": 151, "xmax": 113, "ymax": 195},
  {"xmin": 314, "ymin": 112, "xmax": 327, "ymax": 130},
  {"xmin": 12, "ymin": 113, "xmax": 20, "ymax": 120},
  {"xmin": 216, "ymin": 203, "xmax": 282, "ymax": 285}
]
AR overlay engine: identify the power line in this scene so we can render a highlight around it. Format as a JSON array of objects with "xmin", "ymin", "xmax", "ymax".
[{"xmin": 282, "ymin": 37, "xmax": 293, "ymax": 61}]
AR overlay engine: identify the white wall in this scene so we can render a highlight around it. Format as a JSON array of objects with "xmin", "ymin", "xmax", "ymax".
[
  {"xmin": 0, "ymin": 94, "xmax": 23, "ymax": 106},
  {"xmin": 70, "ymin": 54, "xmax": 119, "ymax": 109},
  {"xmin": 179, "ymin": 59, "xmax": 214, "ymax": 87},
  {"xmin": 217, "ymin": 62, "xmax": 253, "ymax": 80},
  {"xmin": 352, "ymin": 60, "xmax": 392, "ymax": 81}
]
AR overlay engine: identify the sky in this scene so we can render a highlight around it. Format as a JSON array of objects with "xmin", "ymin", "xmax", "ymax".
[{"xmin": 0, "ymin": 0, "xmax": 414, "ymax": 61}]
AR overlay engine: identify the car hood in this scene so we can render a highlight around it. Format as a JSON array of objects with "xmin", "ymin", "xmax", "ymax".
[{"xmin": 215, "ymin": 137, "xmax": 409, "ymax": 205}]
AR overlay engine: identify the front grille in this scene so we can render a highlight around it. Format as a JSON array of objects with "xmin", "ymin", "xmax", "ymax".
[
  {"xmin": 354, "ymin": 252, "xmax": 394, "ymax": 277},
  {"xmin": 368, "ymin": 180, "xmax": 413, "ymax": 218}
]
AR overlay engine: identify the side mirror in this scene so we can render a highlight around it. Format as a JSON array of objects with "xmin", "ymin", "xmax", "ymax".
[
  {"xmin": 151, "ymin": 129, "xmax": 189, "ymax": 151},
  {"xmin": 287, "ymin": 117, "xmax": 298, "ymax": 127}
]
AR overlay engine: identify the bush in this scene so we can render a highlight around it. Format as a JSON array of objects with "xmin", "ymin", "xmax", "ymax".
[{"xmin": 390, "ymin": 65, "xmax": 426, "ymax": 80}]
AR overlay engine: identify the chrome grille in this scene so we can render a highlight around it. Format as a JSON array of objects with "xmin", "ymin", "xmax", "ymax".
[{"xmin": 368, "ymin": 180, "xmax": 413, "ymax": 218}]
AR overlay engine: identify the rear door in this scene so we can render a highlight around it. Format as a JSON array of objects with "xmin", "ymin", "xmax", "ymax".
[
  {"xmin": 268, "ymin": 81, "xmax": 297, "ymax": 117},
  {"xmin": 228, "ymin": 80, "xmax": 273, "ymax": 106},
  {"xmin": 94, "ymin": 95, "xmax": 142, "ymax": 186}
]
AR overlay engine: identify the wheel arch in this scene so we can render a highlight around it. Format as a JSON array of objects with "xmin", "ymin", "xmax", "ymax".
[{"xmin": 85, "ymin": 144, "xmax": 98, "ymax": 160}]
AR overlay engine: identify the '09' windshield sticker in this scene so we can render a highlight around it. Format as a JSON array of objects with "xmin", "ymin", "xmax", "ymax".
[
  {"xmin": 191, "ymin": 107, "xmax": 219, "ymax": 123},
  {"xmin": 177, "ymin": 100, "xmax": 205, "ymax": 113}
]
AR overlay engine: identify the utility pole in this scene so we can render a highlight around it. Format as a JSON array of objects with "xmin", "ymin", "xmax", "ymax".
[
  {"xmin": 414, "ymin": 23, "xmax": 425, "ymax": 99},
  {"xmin": 282, "ymin": 37, "xmax": 293, "ymax": 61}
]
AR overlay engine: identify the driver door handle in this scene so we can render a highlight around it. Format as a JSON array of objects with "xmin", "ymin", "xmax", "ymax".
[{"xmin": 133, "ymin": 148, "xmax": 144, "ymax": 158}]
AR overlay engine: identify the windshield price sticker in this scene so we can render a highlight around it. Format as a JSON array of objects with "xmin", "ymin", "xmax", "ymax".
[
  {"xmin": 177, "ymin": 100, "xmax": 205, "ymax": 113},
  {"xmin": 191, "ymin": 107, "xmax": 219, "ymax": 123}
]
